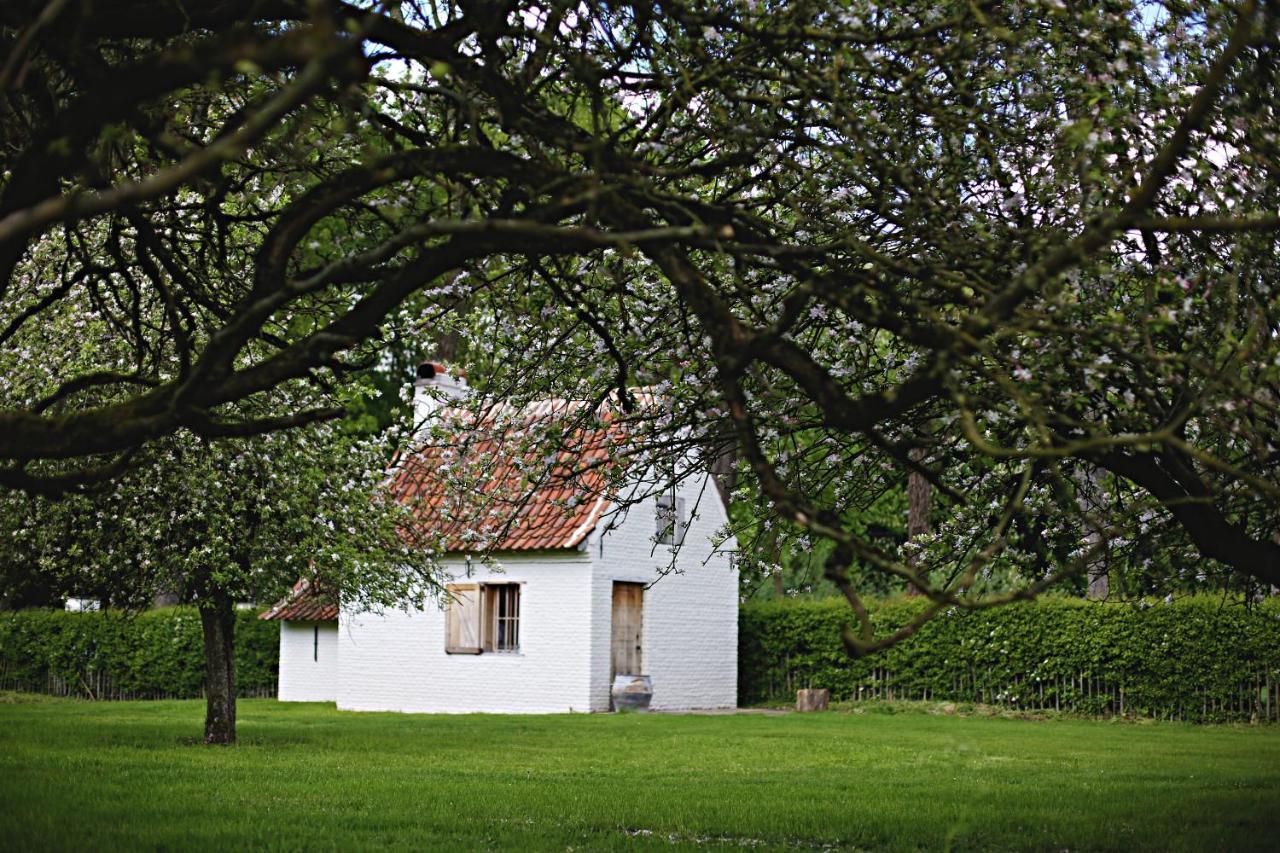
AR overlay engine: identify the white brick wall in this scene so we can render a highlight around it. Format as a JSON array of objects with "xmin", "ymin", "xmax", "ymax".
[
  {"xmin": 588, "ymin": 471, "xmax": 738, "ymax": 711},
  {"xmin": 335, "ymin": 553, "xmax": 598, "ymax": 713},
  {"xmin": 306, "ymin": 470, "xmax": 738, "ymax": 714},
  {"xmin": 278, "ymin": 621, "xmax": 339, "ymax": 702}
]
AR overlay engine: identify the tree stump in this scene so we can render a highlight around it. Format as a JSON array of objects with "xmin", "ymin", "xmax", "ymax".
[{"xmin": 796, "ymin": 688, "xmax": 829, "ymax": 712}]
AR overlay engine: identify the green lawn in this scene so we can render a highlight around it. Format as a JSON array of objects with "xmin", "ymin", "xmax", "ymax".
[{"xmin": 1, "ymin": 696, "xmax": 1278, "ymax": 851}]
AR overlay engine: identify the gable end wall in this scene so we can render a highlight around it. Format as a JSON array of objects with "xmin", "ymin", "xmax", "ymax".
[{"xmin": 586, "ymin": 472, "xmax": 738, "ymax": 711}]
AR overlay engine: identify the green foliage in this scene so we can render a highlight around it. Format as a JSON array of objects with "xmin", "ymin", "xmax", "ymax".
[
  {"xmin": 0, "ymin": 608, "xmax": 278, "ymax": 699},
  {"xmin": 0, "ymin": 422, "xmax": 438, "ymax": 615},
  {"xmin": 735, "ymin": 483, "xmax": 910, "ymax": 601},
  {"xmin": 740, "ymin": 596, "xmax": 1280, "ymax": 722}
]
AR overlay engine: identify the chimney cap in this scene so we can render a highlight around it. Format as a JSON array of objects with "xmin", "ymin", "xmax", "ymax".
[{"xmin": 416, "ymin": 361, "xmax": 447, "ymax": 379}]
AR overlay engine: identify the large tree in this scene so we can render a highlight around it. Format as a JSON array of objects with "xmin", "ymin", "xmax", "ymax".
[
  {"xmin": 0, "ymin": 418, "xmax": 435, "ymax": 743},
  {"xmin": 2, "ymin": 1, "xmax": 1278, "ymax": 651}
]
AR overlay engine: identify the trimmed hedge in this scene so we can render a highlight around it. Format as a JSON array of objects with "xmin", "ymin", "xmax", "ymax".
[
  {"xmin": 0, "ymin": 607, "xmax": 278, "ymax": 700},
  {"xmin": 8, "ymin": 597, "xmax": 1279, "ymax": 719},
  {"xmin": 740, "ymin": 595, "xmax": 1280, "ymax": 722}
]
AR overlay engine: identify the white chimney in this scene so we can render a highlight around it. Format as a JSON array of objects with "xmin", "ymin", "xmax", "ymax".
[{"xmin": 413, "ymin": 361, "xmax": 468, "ymax": 434}]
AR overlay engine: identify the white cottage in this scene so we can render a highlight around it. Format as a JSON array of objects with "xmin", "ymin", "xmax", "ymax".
[{"xmin": 262, "ymin": 364, "xmax": 739, "ymax": 713}]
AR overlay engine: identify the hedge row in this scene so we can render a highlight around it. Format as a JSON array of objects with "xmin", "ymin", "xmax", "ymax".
[
  {"xmin": 7, "ymin": 597, "xmax": 1280, "ymax": 720},
  {"xmin": 740, "ymin": 595, "xmax": 1280, "ymax": 722},
  {"xmin": 0, "ymin": 607, "xmax": 278, "ymax": 700}
]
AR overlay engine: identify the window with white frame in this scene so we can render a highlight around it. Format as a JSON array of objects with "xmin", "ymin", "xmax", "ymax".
[
  {"xmin": 656, "ymin": 493, "xmax": 686, "ymax": 546},
  {"xmin": 484, "ymin": 584, "xmax": 520, "ymax": 651},
  {"xmin": 445, "ymin": 582, "xmax": 521, "ymax": 654}
]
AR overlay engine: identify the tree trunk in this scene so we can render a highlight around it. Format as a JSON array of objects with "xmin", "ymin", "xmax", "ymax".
[
  {"xmin": 200, "ymin": 594, "xmax": 236, "ymax": 745},
  {"xmin": 1086, "ymin": 564, "xmax": 1110, "ymax": 601},
  {"xmin": 1075, "ymin": 467, "xmax": 1109, "ymax": 600},
  {"xmin": 906, "ymin": 448, "xmax": 931, "ymax": 596},
  {"xmin": 796, "ymin": 688, "xmax": 830, "ymax": 712},
  {"xmin": 710, "ymin": 445, "xmax": 739, "ymax": 508}
]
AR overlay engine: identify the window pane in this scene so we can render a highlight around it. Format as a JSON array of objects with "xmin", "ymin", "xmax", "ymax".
[
  {"xmin": 507, "ymin": 586, "xmax": 519, "ymax": 650},
  {"xmin": 486, "ymin": 584, "xmax": 520, "ymax": 652},
  {"xmin": 656, "ymin": 495, "xmax": 675, "ymax": 545}
]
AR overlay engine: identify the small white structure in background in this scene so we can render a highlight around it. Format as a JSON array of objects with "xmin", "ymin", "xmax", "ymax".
[
  {"xmin": 264, "ymin": 362, "xmax": 739, "ymax": 713},
  {"xmin": 64, "ymin": 598, "xmax": 100, "ymax": 612},
  {"xmin": 260, "ymin": 579, "xmax": 340, "ymax": 702}
]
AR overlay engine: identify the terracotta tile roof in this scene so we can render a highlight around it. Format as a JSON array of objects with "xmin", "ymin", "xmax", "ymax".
[
  {"xmin": 259, "ymin": 579, "xmax": 338, "ymax": 622},
  {"xmin": 389, "ymin": 399, "xmax": 632, "ymax": 552}
]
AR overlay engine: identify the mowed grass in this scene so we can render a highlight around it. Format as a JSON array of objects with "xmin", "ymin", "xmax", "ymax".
[{"xmin": 1, "ymin": 697, "xmax": 1279, "ymax": 851}]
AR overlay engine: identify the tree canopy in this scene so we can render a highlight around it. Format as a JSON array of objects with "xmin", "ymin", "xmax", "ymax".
[
  {"xmin": 2, "ymin": 0, "xmax": 1279, "ymax": 652},
  {"xmin": 0, "ymin": 414, "xmax": 434, "ymax": 741}
]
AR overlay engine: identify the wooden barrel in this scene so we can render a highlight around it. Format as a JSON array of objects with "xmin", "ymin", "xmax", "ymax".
[{"xmin": 612, "ymin": 675, "xmax": 653, "ymax": 711}]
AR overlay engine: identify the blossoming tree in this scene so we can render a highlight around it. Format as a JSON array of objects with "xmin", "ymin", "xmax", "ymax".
[
  {"xmin": 0, "ymin": 420, "xmax": 436, "ymax": 743},
  {"xmin": 2, "ymin": 0, "xmax": 1278, "ymax": 655}
]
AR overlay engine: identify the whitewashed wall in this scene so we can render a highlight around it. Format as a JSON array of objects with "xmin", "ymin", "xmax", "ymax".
[
  {"xmin": 325, "ymin": 472, "xmax": 738, "ymax": 714},
  {"xmin": 586, "ymin": 472, "xmax": 739, "ymax": 711},
  {"xmin": 278, "ymin": 621, "xmax": 339, "ymax": 702},
  {"xmin": 336, "ymin": 553, "xmax": 597, "ymax": 713}
]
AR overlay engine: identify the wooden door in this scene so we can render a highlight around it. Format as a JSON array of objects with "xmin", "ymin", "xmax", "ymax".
[{"xmin": 611, "ymin": 582, "xmax": 644, "ymax": 677}]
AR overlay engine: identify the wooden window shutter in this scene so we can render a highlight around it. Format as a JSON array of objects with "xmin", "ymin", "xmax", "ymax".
[{"xmin": 445, "ymin": 584, "xmax": 482, "ymax": 654}]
